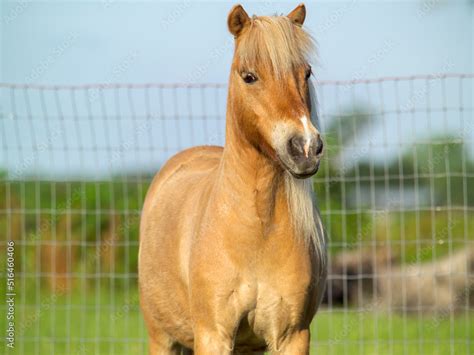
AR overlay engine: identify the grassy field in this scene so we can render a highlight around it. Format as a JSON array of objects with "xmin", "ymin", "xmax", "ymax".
[
  {"xmin": 1, "ymin": 287, "xmax": 473, "ymax": 355},
  {"xmin": 1, "ymin": 179, "xmax": 474, "ymax": 354}
]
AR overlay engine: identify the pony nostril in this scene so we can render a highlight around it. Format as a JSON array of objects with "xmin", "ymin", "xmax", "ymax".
[
  {"xmin": 288, "ymin": 136, "xmax": 305, "ymax": 157},
  {"xmin": 315, "ymin": 138, "xmax": 323, "ymax": 155},
  {"xmin": 288, "ymin": 136, "xmax": 322, "ymax": 159}
]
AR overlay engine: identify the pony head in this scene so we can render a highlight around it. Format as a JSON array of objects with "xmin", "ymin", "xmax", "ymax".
[{"xmin": 227, "ymin": 4, "xmax": 323, "ymax": 179}]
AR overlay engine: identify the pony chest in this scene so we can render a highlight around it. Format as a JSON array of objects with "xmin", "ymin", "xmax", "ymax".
[{"xmin": 249, "ymin": 247, "xmax": 318, "ymax": 330}]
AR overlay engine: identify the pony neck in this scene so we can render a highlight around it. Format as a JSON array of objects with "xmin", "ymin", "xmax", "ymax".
[
  {"xmin": 219, "ymin": 93, "xmax": 285, "ymax": 231},
  {"xmin": 217, "ymin": 86, "xmax": 322, "ymax": 253}
]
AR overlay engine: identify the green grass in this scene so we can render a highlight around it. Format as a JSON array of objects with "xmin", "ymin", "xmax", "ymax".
[
  {"xmin": 313, "ymin": 310, "xmax": 473, "ymax": 355},
  {"xmin": 1, "ymin": 288, "xmax": 472, "ymax": 354}
]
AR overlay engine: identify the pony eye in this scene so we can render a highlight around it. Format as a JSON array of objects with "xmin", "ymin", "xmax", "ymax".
[
  {"xmin": 242, "ymin": 72, "xmax": 258, "ymax": 84},
  {"xmin": 305, "ymin": 66, "xmax": 312, "ymax": 80}
]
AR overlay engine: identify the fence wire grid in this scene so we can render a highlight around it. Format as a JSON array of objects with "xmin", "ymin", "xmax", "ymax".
[{"xmin": 1, "ymin": 73, "xmax": 473, "ymax": 354}]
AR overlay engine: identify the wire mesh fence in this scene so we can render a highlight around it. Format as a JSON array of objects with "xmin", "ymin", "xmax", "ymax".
[{"xmin": 0, "ymin": 74, "xmax": 473, "ymax": 354}]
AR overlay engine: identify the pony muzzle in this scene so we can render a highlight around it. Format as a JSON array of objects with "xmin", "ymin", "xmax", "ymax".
[{"xmin": 282, "ymin": 133, "xmax": 323, "ymax": 179}]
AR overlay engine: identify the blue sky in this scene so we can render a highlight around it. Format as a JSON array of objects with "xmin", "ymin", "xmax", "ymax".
[{"xmin": 1, "ymin": 1, "xmax": 472, "ymax": 84}]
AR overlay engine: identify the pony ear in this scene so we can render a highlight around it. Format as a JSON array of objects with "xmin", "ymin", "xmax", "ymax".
[
  {"xmin": 287, "ymin": 3, "xmax": 306, "ymax": 26},
  {"xmin": 228, "ymin": 4, "xmax": 250, "ymax": 37}
]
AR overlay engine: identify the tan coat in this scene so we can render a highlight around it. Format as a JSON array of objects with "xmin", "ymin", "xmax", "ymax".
[{"xmin": 139, "ymin": 4, "xmax": 327, "ymax": 354}]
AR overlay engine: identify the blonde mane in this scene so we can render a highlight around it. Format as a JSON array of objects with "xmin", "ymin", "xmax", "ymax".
[
  {"xmin": 236, "ymin": 15, "xmax": 316, "ymax": 78},
  {"xmin": 284, "ymin": 171, "xmax": 326, "ymax": 268}
]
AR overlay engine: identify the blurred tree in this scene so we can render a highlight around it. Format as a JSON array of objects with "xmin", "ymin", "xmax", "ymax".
[{"xmin": 350, "ymin": 136, "xmax": 474, "ymax": 207}]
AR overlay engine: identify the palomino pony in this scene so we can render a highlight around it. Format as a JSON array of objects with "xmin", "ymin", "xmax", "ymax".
[{"xmin": 139, "ymin": 4, "xmax": 327, "ymax": 354}]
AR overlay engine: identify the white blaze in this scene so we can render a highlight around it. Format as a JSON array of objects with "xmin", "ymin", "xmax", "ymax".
[{"xmin": 300, "ymin": 115, "xmax": 311, "ymax": 158}]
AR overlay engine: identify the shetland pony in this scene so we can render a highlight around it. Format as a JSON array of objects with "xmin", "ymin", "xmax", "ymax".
[{"xmin": 139, "ymin": 4, "xmax": 327, "ymax": 354}]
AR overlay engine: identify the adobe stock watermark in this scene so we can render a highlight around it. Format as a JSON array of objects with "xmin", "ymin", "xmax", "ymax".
[
  {"xmin": 5, "ymin": 240, "xmax": 16, "ymax": 349},
  {"xmin": 25, "ymin": 32, "xmax": 78, "ymax": 83},
  {"xmin": 87, "ymin": 50, "xmax": 140, "ymax": 104},
  {"xmin": 1, "ymin": 0, "xmax": 30, "ymax": 25}
]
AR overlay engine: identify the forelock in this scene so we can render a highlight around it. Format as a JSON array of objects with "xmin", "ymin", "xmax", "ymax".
[{"xmin": 235, "ymin": 16, "xmax": 315, "ymax": 78}]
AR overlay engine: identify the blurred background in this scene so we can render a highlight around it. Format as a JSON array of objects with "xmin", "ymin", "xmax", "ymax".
[{"xmin": 0, "ymin": 1, "xmax": 473, "ymax": 354}]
